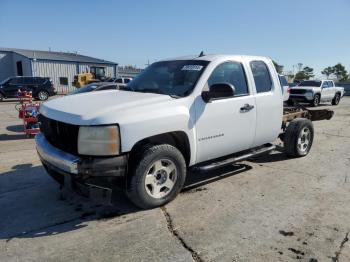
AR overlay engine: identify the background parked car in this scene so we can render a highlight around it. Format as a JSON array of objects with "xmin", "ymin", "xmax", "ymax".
[
  {"xmin": 67, "ymin": 82, "xmax": 119, "ymax": 95},
  {"xmin": 0, "ymin": 76, "xmax": 55, "ymax": 101},
  {"xmin": 278, "ymin": 74, "xmax": 290, "ymax": 102}
]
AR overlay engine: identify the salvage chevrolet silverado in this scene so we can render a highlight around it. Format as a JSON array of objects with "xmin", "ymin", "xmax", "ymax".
[{"xmin": 36, "ymin": 54, "xmax": 334, "ymax": 209}]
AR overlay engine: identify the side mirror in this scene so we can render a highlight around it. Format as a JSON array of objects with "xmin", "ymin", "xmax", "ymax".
[{"xmin": 201, "ymin": 83, "xmax": 235, "ymax": 103}]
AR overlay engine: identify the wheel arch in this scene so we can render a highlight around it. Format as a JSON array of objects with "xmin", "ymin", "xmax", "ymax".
[{"xmin": 128, "ymin": 131, "xmax": 192, "ymax": 166}]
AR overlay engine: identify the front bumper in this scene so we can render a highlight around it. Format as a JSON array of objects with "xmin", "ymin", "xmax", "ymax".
[
  {"xmin": 289, "ymin": 93, "xmax": 314, "ymax": 102},
  {"xmin": 35, "ymin": 133, "xmax": 128, "ymax": 203}
]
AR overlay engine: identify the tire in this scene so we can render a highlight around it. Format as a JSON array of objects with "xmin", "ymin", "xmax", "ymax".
[
  {"xmin": 310, "ymin": 94, "xmax": 320, "ymax": 107},
  {"xmin": 0, "ymin": 93, "xmax": 4, "ymax": 102},
  {"xmin": 332, "ymin": 93, "xmax": 341, "ymax": 106},
  {"xmin": 284, "ymin": 118, "xmax": 314, "ymax": 157},
  {"xmin": 37, "ymin": 90, "xmax": 49, "ymax": 101},
  {"xmin": 127, "ymin": 144, "xmax": 186, "ymax": 209}
]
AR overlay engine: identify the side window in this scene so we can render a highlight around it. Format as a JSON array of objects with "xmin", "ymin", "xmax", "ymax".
[
  {"xmin": 9, "ymin": 78, "xmax": 22, "ymax": 85},
  {"xmin": 208, "ymin": 61, "xmax": 249, "ymax": 96},
  {"xmin": 116, "ymin": 78, "xmax": 123, "ymax": 83},
  {"xmin": 328, "ymin": 81, "xmax": 334, "ymax": 87},
  {"xmin": 35, "ymin": 77, "xmax": 45, "ymax": 84},
  {"xmin": 59, "ymin": 77, "xmax": 68, "ymax": 86},
  {"xmin": 322, "ymin": 81, "xmax": 328, "ymax": 88},
  {"xmin": 98, "ymin": 85, "xmax": 115, "ymax": 91},
  {"xmin": 124, "ymin": 78, "xmax": 130, "ymax": 84},
  {"xmin": 250, "ymin": 61, "xmax": 273, "ymax": 93},
  {"xmin": 23, "ymin": 77, "xmax": 33, "ymax": 85}
]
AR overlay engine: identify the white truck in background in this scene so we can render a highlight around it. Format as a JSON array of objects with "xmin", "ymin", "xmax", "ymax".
[
  {"xmin": 289, "ymin": 80, "xmax": 345, "ymax": 107},
  {"xmin": 35, "ymin": 54, "xmax": 334, "ymax": 209}
]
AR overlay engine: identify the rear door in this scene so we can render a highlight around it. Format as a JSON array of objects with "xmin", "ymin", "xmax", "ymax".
[
  {"xmin": 23, "ymin": 77, "xmax": 34, "ymax": 92},
  {"xmin": 195, "ymin": 60, "xmax": 256, "ymax": 163},
  {"xmin": 249, "ymin": 60, "xmax": 283, "ymax": 147},
  {"xmin": 327, "ymin": 81, "xmax": 336, "ymax": 98}
]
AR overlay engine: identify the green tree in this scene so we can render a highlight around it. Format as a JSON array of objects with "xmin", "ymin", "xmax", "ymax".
[
  {"xmin": 302, "ymin": 66, "xmax": 314, "ymax": 79},
  {"xmin": 294, "ymin": 71, "xmax": 308, "ymax": 82},
  {"xmin": 333, "ymin": 63, "xmax": 348, "ymax": 82},
  {"xmin": 294, "ymin": 66, "xmax": 314, "ymax": 81},
  {"xmin": 321, "ymin": 66, "xmax": 334, "ymax": 79},
  {"xmin": 272, "ymin": 60, "xmax": 284, "ymax": 74}
]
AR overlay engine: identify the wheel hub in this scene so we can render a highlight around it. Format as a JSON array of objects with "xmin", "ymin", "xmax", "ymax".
[
  {"xmin": 144, "ymin": 159, "xmax": 177, "ymax": 199},
  {"xmin": 297, "ymin": 127, "xmax": 311, "ymax": 153}
]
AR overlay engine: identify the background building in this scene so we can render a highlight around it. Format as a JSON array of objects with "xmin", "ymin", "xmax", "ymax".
[{"xmin": 0, "ymin": 48, "xmax": 118, "ymax": 94}]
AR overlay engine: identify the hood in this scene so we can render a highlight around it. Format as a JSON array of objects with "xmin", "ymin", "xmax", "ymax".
[
  {"xmin": 292, "ymin": 85, "xmax": 320, "ymax": 90},
  {"xmin": 40, "ymin": 90, "xmax": 174, "ymax": 125}
]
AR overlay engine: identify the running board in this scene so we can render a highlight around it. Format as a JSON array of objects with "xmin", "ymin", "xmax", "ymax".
[{"xmin": 192, "ymin": 144, "xmax": 276, "ymax": 172}]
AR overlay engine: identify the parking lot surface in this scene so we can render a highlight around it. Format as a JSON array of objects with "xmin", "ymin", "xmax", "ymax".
[{"xmin": 0, "ymin": 97, "xmax": 350, "ymax": 262}]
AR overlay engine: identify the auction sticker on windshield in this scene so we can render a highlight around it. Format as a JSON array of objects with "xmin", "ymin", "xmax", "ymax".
[{"xmin": 181, "ymin": 65, "xmax": 203, "ymax": 71}]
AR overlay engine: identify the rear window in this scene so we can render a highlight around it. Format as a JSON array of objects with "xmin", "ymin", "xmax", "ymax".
[
  {"xmin": 298, "ymin": 81, "xmax": 321, "ymax": 87},
  {"xmin": 250, "ymin": 61, "xmax": 273, "ymax": 93}
]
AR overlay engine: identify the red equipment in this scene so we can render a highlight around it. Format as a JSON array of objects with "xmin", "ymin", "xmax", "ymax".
[{"xmin": 17, "ymin": 90, "xmax": 40, "ymax": 138}]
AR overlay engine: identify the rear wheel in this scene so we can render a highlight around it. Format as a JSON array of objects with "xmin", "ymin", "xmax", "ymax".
[
  {"xmin": 284, "ymin": 118, "xmax": 314, "ymax": 157},
  {"xmin": 311, "ymin": 94, "xmax": 320, "ymax": 107},
  {"xmin": 332, "ymin": 93, "xmax": 341, "ymax": 105},
  {"xmin": 127, "ymin": 144, "xmax": 186, "ymax": 209},
  {"xmin": 37, "ymin": 90, "xmax": 49, "ymax": 101}
]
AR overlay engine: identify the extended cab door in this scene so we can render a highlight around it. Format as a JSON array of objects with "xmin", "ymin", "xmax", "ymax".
[
  {"xmin": 194, "ymin": 61, "xmax": 256, "ymax": 163},
  {"xmin": 249, "ymin": 60, "xmax": 283, "ymax": 147}
]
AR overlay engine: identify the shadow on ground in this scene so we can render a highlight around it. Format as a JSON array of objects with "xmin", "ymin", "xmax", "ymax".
[{"xmin": 0, "ymin": 162, "xmax": 252, "ymax": 241}]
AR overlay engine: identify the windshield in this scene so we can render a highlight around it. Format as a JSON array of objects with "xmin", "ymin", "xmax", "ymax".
[
  {"xmin": 125, "ymin": 60, "xmax": 209, "ymax": 97},
  {"xmin": 298, "ymin": 80, "xmax": 321, "ymax": 87},
  {"xmin": 68, "ymin": 83, "xmax": 100, "ymax": 95},
  {"xmin": 0, "ymin": 77, "xmax": 10, "ymax": 85}
]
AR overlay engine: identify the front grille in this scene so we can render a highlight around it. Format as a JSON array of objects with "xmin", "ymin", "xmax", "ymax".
[
  {"xmin": 290, "ymin": 89, "xmax": 306, "ymax": 94},
  {"xmin": 38, "ymin": 115, "xmax": 79, "ymax": 155}
]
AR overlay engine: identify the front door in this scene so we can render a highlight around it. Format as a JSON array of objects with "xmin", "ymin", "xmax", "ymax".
[{"xmin": 194, "ymin": 61, "xmax": 256, "ymax": 163}]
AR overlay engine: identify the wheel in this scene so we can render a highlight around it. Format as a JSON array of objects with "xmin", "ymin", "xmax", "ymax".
[
  {"xmin": 284, "ymin": 118, "xmax": 314, "ymax": 157},
  {"xmin": 127, "ymin": 144, "xmax": 186, "ymax": 209},
  {"xmin": 37, "ymin": 90, "xmax": 49, "ymax": 101},
  {"xmin": 0, "ymin": 93, "xmax": 4, "ymax": 102},
  {"xmin": 332, "ymin": 93, "xmax": 341, "ymax": 105},
  {"xmin": 310, "ymin": 94, "xmax": 320, "ymax": 107}
]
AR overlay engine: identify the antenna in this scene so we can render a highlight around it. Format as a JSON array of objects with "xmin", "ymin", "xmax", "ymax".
[{"xmin": 198, "ymin": 51, "xmax": 205, "ymax": 57}]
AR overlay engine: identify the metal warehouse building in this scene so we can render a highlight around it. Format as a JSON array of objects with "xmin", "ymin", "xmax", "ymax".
[{"xmin": 0, "ymin": 48, "xmax": 118, "ymax": 93}]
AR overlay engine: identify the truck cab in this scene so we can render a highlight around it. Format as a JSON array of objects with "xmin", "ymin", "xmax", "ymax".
[{"xmin": 36, "ymin": 54, "xmax": 324, "ymax": 209}]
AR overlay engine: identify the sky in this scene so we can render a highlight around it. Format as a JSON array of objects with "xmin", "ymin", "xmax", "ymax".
[{"xmin": 0, "ymin": 0, "xmax": 349, "ymax": 77}]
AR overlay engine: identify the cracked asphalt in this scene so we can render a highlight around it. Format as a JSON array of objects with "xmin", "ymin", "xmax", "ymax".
[{"xmin": 0, "ymin": 97, "xmax": 350, "ymax": 262}]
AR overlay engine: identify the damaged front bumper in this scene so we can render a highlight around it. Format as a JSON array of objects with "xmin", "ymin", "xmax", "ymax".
[{"xmin": 35, "ymin": 133, "xmax": 128, "ymax": 204}]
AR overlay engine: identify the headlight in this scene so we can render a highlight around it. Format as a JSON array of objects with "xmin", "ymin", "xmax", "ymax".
[{"xmin": 78, "ymin": 126, "xmax": 120, "ymax": 156}]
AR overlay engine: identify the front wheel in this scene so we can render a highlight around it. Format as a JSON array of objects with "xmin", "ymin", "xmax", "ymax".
[
  {"xmin": 332, "ymin": 93, "xmax": 341, "ymax": 105},
  {"xmin": 127, "ymin": 144, "xmax": 186, "ymax": 209},
  {"xmin": 284, "ymin": 118, "xmax": 314, "ymax": 157},
  {"xmin": 310, "ymin": 94, "xmax": 320, "ymax": 107},
  {"xmin": 37, "ymin": 90, "xmax": 49, "ymax": 101}
]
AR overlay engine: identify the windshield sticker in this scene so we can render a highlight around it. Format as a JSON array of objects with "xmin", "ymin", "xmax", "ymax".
[{"xmin": 181, "ymin": 65, "xmax": 203, "ymax": 71}]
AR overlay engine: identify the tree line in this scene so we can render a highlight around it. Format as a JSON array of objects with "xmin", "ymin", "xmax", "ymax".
[{"xmin": 273, "ymin": 61, "xmax": 349, "ymax": 82}]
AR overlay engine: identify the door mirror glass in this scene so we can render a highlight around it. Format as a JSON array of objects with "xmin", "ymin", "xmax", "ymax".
[{"xmin": 202, "ymin": 83, "xmax": 235, "ymax": 103}]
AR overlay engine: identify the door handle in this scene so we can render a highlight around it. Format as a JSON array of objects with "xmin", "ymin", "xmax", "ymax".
[{"xmin": 240, "ymin": 103, "xmax": 254, "ymax": 112}]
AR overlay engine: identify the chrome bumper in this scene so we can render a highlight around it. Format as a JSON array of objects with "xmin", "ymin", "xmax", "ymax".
[{"xmin": 36, "ymin": 133, "xmax": 80, "ymax": 174}]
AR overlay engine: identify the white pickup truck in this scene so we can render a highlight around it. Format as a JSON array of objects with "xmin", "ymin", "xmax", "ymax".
[
  {"xmin": 289, "ymin": 80, "xmax": 345, "ymax": 107},
  {"xmin": 36, "ymin": 54, "xmax": 334, "ymax": 209}
]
